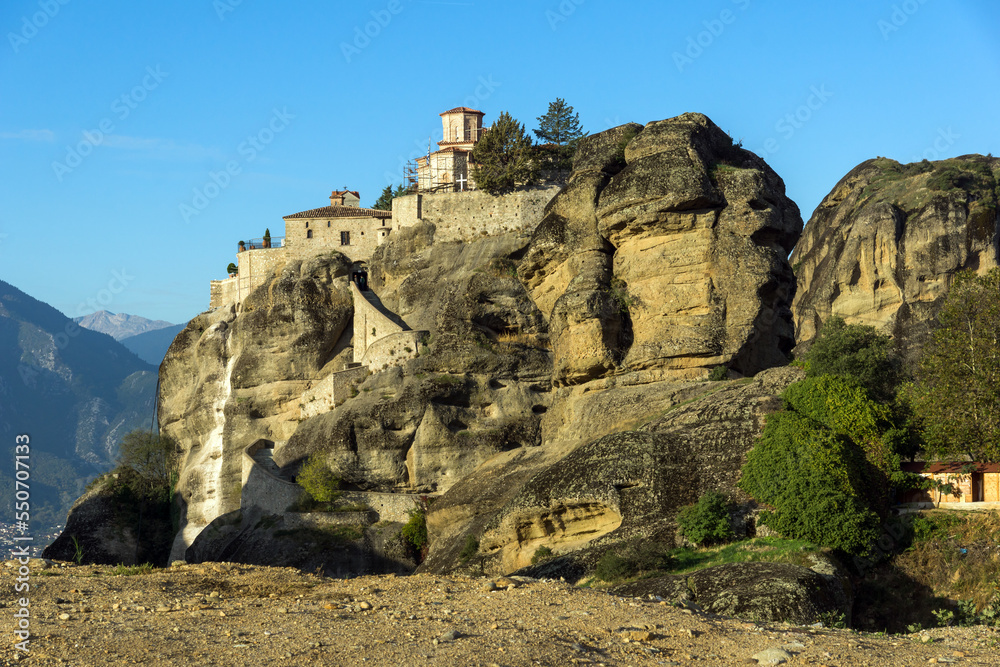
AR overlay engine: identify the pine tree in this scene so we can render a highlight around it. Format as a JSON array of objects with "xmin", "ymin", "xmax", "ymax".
[
  {"xmin": 372, "ymin": 185, "xmax": 394, "ymax": 210},
  {"xmin": 533, "ymin": 98, "xmax": 586, "ymax": 171},
  {"xmin": 470, "ymin": 111, "xmax": 539, "ymax": 195},
  {"xmin": 372, "ymin": 184, "xmax": 410, "ymax": 210},
  {"xmin": 534, "ymin": 98, "xmax": 586, "ymax": 146}
]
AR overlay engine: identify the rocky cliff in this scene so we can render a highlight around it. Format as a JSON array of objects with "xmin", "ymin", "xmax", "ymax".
[
  {"xmin": 150, "ymin": 112, "xmax": 802, "ymax": 579},
  {"xmin": 792, "ymin": 154, "xmax": 1000, "ymax": 357}
]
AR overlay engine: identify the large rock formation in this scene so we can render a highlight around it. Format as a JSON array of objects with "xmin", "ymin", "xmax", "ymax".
[
  {"xmin": 521, "ymin": 113, "xmax": 802, "ymax": 384},
  {"xmin": 792, "ymin": 155, "xmax": 1000, "ymax": 356},
  {"xmin": 146, "ymin": 112, "xmax": 803, "ymax": 585},
  {"xmin": 421, "ymin": 366, "xmax": 802, "ymax": 577},
  {"xmin": 159, "ymin": 253, "xmax": 356, "ymax": 559},
  {"xmin": 612, "ymin": 559, "xmax": 852, "ymax": 626}
]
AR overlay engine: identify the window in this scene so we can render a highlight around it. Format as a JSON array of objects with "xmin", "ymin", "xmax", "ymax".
[
  {"xmin": 305, "ymin": 221, "xmax": 309, "ymax": 228},
  {"xmin": 340, "ymin": 231, "xmax": 350, "ymax": 245},
  {"xmin": 306, "ymin": 230, "xmax": 313, "ymax": 239},
  {"xmin": 327, "ymin": 221, "xmax": 331, "ymax": 227}
]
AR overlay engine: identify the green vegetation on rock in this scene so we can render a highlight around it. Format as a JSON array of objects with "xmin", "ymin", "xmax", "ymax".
[
  {"xmin": 296, "ymin": 453, "xmax": 342, "ymax": 503},
  {"xmin": 676, "ymin": 490, "xmax": 734, "ymax": 547}
]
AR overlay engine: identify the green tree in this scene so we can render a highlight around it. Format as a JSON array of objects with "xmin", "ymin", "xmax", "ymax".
[
  {"xmin": 533, "ymin": 98, "xmax": 587, "ymax": 171},
  {"xmin": 471, "ymin": 111, "xmax": 539, "ymax": 195},
  {"xmin": 908, "ymin": 268, "xmax": 1000, "ymax": 461},
  {"xmin": 533, "ymin": 98, "xmax": 586, "ymax": 146},
  {"xmin": 739, "ymin": 410, "xmax": 881, "ymax": 555},
  {"xmin": 803, "ymin": 316, "xmax": 902, "ymax": 402},
  {"xmin": 117, "ymin": 430, "xmax": 178, "ymax": 496},
  {"xmin": 372, "ymin": 183, "xmax": 409, "ymax": 210}
]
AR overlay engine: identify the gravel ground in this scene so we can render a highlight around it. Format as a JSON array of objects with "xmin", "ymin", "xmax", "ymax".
[{"xmin": 2, "ymin": 560, "xmax": 998, "ymax": 666}]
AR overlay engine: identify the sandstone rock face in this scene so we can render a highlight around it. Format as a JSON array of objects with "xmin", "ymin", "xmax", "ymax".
[
  {"xmin": 43, "ymin": 473, "xmax": 173, "ymax": 566},
  {"xmin": 158, "ymin": 253, "xmax": 354, "ymax": 560},
  {"xmin": 422, "ymin": 366, "xmax": 803, "ymax": 576},
  {"xmin": 521, "ymin": 114, "xmax": 802, "ymax": 385},
  {"xmin": 792, "ymin": 155, "xmax": 1000, "ymax": 357}
]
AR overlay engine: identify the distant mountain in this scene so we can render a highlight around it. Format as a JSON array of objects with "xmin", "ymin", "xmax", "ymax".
[
  {"xmin": 120, "ymin": 324, "xmax": 186, "ymax": 366},
  {"xmin": 0, "ymin": 281, "xmax": 157, "ymax": 537},
  {"xmin": 75, "ymin": 310, "xmax": 174, "ymax": 341}
]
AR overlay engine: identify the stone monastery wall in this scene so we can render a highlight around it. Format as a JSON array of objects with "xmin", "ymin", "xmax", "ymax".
[
  {"xmin": 392, "ymin": 186, "xmax": 562, "ymax": 242},
  {"xmin": 210, "ymin": 246, "xmax": 288, "ymax": 310}
]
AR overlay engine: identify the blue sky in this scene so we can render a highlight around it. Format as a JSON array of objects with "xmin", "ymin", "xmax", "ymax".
[{"xmin": 1, "ymin": 0, "xmax": 998, "ymax": 325}]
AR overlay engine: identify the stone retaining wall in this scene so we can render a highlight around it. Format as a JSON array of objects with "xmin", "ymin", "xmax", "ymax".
[
  {"xmin": 241, "ymin": 440, "xmax": 304, "ymax": 514},
  {"xmin": 391, "ymin": 187, "xmax": 561, "ymax": 243},
  {"xmin": 210, "ymin": 247, "xmax": 288, "ymax": 309},
  {"xmin": 339, "ymin": 491, "xmax": 424, "ymax": 523},
  {"xmin": 299, "ymin": 365, "xmax": 370, "ymax": 419}
]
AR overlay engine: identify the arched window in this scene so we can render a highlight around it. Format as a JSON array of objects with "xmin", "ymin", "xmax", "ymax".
[{"xmin": 306, "ymin": 229, "xmax": 313, "ymax": 239}]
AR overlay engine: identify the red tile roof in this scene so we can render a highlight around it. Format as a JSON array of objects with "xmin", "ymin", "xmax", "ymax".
[
  {"xmin": 440, "ymin": 107, "xmax": 484, "ymax": 116},
  {"xmin": 431, "ymin": 146, "xmax": 471, "ymax": 154},
  {"xmin": 331, "ymin": 190, "xmax": 360, "ymax": 198},
  {"xmin": 902, "ymin": 462, "xmax": 1000, "ymax": 474},
  {"xmin": 283, "ymin": 205, "xmax": 391, "ymax": 220}
]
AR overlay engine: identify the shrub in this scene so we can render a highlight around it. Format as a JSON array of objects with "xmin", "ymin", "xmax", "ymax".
[
  {"xmin": 739, "ymin": 411, "xmax": 881, "ymax": 555},
  {"xmin": 531, "ymin": 545, "xmax": 554, "ymax": 564},
  {"xmin": 594, "ymin": 550, "xmax": 631, "ymax": 582},
  {"xmin": 296, "ymin": 454, "xmax": 341, "ymax": 503},
  {"xmin": 708, "ymin": 365, "xmax": 728, "ymax": 381},
  {"xmin": 401, "ymin": 507, "xmax": 428, "ymax": 551},
  {"xmin": 593, "ymin": 541, "xmax": 674, "ymax": 582},
  {"xmin": 676, "ymin": 490, "xmax": 734, "ymax": 546},
  {"xmin": 459, "ymin": 534, "xmax": 479, "ymax": 563}
]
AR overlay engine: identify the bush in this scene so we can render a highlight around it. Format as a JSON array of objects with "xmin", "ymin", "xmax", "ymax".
[
  {"xmin": 531, "ymin": 545, "xmax": 554, "ymax": 564},
  {"xmin": 459, "ymin": 534, "xmax": 479, "ymax": 563},
  {"xmin": 401, "ymin": 507, "xmax": 428, "ymax": 551},
  {"xmin": 708, "ymin": 365, "xmax": 728, "ymax": 381},
  {"xmin": 676, "ymin": 490, "xmax": 734, "ymax": 546},
  {"xmin": 593, "ymin": 541, "xmax": 674, "ymax": 582},
  {"xmin": 296, "ymin": 454, "xmax": 341, "ymax": 503},
  {"xmin": 739, "ymin": 411, "xmax": 881, "ymax": 555},
  {"xmin": 594, "ymin": 550, "xmax": 631, "ymax": 582}
]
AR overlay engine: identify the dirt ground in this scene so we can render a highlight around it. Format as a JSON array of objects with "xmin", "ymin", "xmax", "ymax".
[{"xmin": 2, "ymin": 560, "xmax": 998, "ymax": 666}]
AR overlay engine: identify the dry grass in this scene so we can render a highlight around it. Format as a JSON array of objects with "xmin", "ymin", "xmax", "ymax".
[{"xmin": 895, "ymin": 511, "xmax": 1000, "ymax": 611}]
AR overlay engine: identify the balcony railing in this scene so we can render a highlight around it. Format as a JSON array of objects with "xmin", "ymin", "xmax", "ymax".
[{"xmin": 240, "ymin": 236, "xmax": 285, "ymax": 250}]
